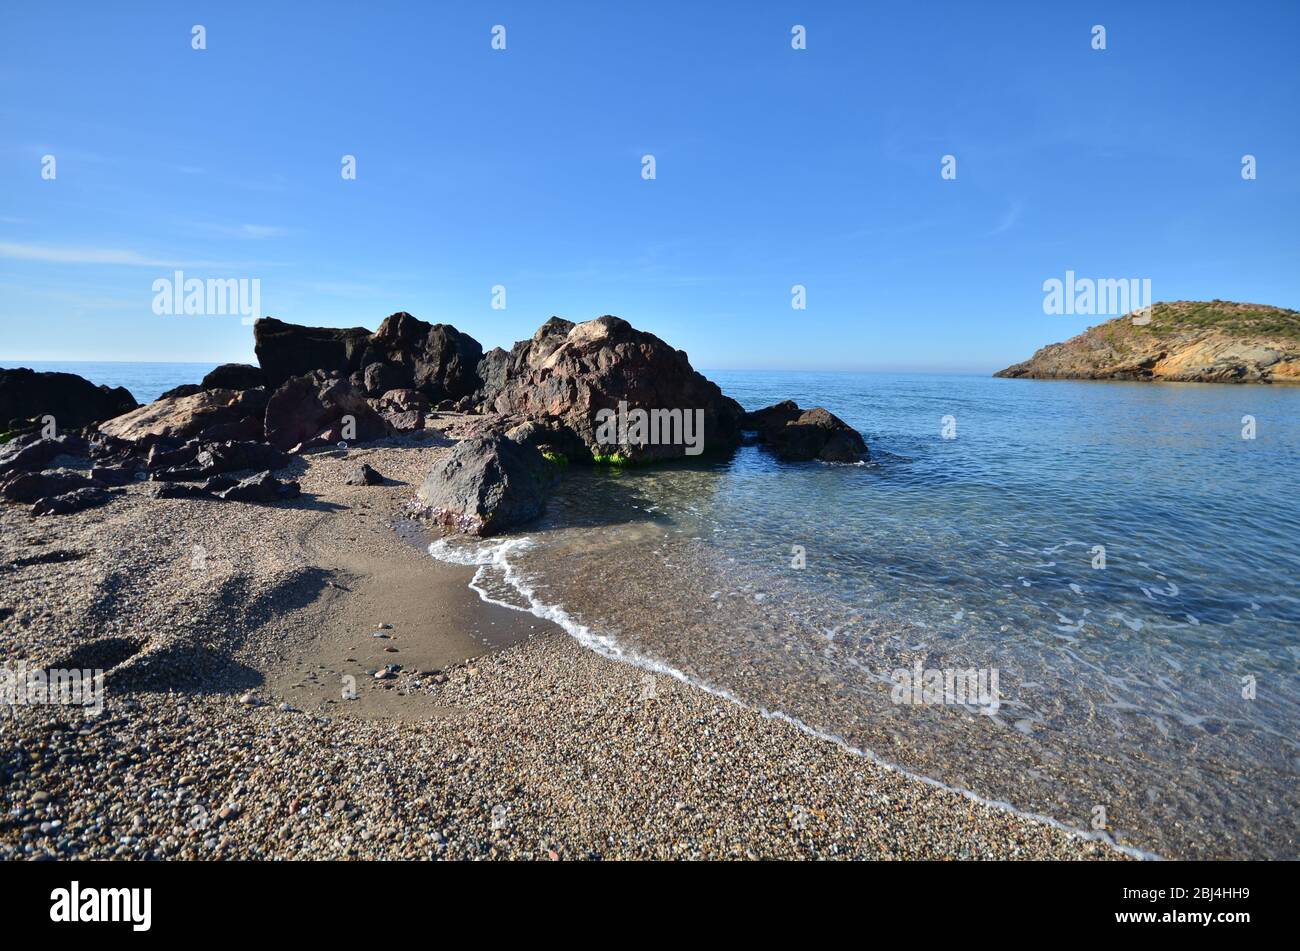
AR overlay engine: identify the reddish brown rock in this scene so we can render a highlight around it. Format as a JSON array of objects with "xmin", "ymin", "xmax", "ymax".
[{"xmin": 263, "ymin": 371, "xmax": 391, "ymax": 452}]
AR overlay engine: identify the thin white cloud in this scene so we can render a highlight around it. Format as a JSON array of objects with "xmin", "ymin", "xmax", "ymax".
[
  {"xmin": 199, "ymin": 223, "xmax": 289, "ymax": 239},
  {"xmin": 0, "ymin": 241, "xmax": 274, "ymax": 268},
  {"xmin": 987, "ymin": 201, "xmax": 1023, "ymax": 236}
]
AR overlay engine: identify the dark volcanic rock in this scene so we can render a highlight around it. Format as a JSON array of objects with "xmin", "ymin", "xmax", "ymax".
[
  {"xmin": 153, "ymin": 439, "xmax": 290, "ymax": 481},
  {"xmin": 218, "ymin": 470, "xmax": 301, "ymax": 503},
  {"xmin": 475, "ymin": 347, "xmax": 511, "ymax": 408},
  {"xmin": 484, "ymin": 315, "xmax": 743, "ymax": 462},
  {"xmin": 89, "ymin": 463, "xmax": 139, "ymax": 487},
  {"xmin": 0, "ymin": 367, "xmax": 137, "ymax": 431},
  {"xmin": 147, "ymin": 481, "xmax": 213, "ymax": 500},
  {"xmin": 157, "ymin": 383, "xmax": 204, "ymax": 401},
  {"xmin": 194, "ymin": 440, "xmax": 289, "ymax": 475},
  {"xmin": 370, "ymin": 388, "xmax": 430, "ymax": 433},
  {"xmin": 415, "ymin": 435, "xmax": 550, "ymax": 536},
  {"xmin": 254, "ymin": 317, "xmax": 372, "ymax": 389},
  {"xmin": 742, "ymin": 400, "xmax": 867, "ymax": 463},
  {"xmin": 504, "ymin": 417, "xmax": 587, "ymax": 460},
  {"xmin": 31, "ymin": 487, "xmax": 117, "ymax": 516},
  {"xmin": 362, "ymin": 361, "xmax": 406, "ymax": 396},
  {"xmin": 146, "ymin": 439, "xmax": 201, "ymax": 472},
  {"xmin": 1, "ymin": 469, "xmax": 104, "ymax": 504},
  {"xmin": 202, "ymin": 474, "xmax": 239, "ymax": 493},
  {"xmin": 345, "ymin": 463, "xmax": 385, "ymax": 486},
  {"xmin": 359, "ymin": 312, "xmax": 483, "ymax": 403},
  {"xmin": 0, "ymin": 434, "xmax": 90, "ymax": 478},
  {"xmin": 264, "ymin": 371, "xmax": 392, "ymax": 452},
  {"xmin": 201, "ymin": 363, "xmax": 266, "ymax": 391}
]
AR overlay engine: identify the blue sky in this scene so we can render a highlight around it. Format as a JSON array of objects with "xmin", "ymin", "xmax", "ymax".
[{"xmin": 1, "ymin": 1, "xmax": 1297, "ymax": 371}]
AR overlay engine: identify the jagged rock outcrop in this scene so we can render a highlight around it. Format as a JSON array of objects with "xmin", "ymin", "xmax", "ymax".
[
  {"xmin": 253, "ymin": 313, "xmax": 484, "ymax": 403},
  {"xmin": 147, "ymin": 440, "xmax": 289, "ymax": 481},
  {"xmin": 358, "ymin": 312, "xmax": 483, "ymax": 401},
  {"xmin": 1, "ymin": 367, "xmax": 137, "ymax": 432},
  {"xmin": 217, "ymin": 470, "xmax": 301, "ymax": 503},
  {"xmin": 369, "ymin": 388, "xmax": 430, "ymax": 433},
  {"xmin": 0, "ymin": 434, "xmax": 90, "ymax": 478},
  {"xmin": 97, "ymin": 388, "xmax": 268, "ymax": 446},
  {"xmin": 476, "ymin": 317, "xmax": 575, "ymax": 409},
  {"xmin": 263, "ymin": 371, "xmax": 391, "ymax": 452},
  {"xmin": 1, "ymin": 468, "xmax": 104, "ymax": 504},
  {"xmin": 253, "ymin": 317, "xmax": 372, "ymax": 388},
  {"xmin": 995, "ymin": 301, "xmax": 1300, "ymax": 384},
  {"xmin": 742, "ymin": 401, "xmax": 868, "ymax": 463},
  {"xmin": 483, "ymin": 315, "xmax": 744, "ymax": 462},
  {"xmin": 414, "ymin": 435, "xmax": 551, "ymax": 535}
]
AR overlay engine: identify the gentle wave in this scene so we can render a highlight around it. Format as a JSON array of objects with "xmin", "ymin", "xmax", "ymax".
[{"xmin": 427, "ymin": 534, "xmax": 1160, "ymax": 861}]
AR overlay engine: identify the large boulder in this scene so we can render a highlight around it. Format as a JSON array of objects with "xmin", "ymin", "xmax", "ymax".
[
  {"xmin": 97, "ymin": 388, "xmax": 268, "ymax": 447},
  {"xmin": 358, "ymin": 312, "xmax": 483, "ymax": 402},
  {"xmin": 263, "ymin": 371, "xmax": 392, "ymax": 452},
  {"xmin": 201, "ymin": 363, "xmax": 266, "ymax": 391},
  {"xmin": 253, "ymin": 317, "xmax": 372, "ymax": 388},
  {"xmin": 415, "ymin": 435, "xmax": 551, "ymax": 535},
  {"xmin": 475, "ymin": 347, "xmax": 511, "ymax": 408},
  {"xmin": 1, "ymin": 367, "xmax": 137, "ymax": 432},
  {"xmin": 484, "ymin": 316, "xmax": 743, "ymax": 462},
  {"xmin": 742, "ymin": 401, "xmax": 867, "ymax": 463}
]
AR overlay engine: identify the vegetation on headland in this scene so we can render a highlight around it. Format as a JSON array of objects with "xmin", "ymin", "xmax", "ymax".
[
  {"xmin": 1138, "ymin": 300, "xmax": 1300, "ymax": 341},
  {"xmin": 995, "ymin": 299, "xmax": 1300, "ymax": 383}
]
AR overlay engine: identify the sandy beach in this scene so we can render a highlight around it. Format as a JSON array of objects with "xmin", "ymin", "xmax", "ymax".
[{"xmin": 0, "ymin": 426, "xmax": 1123, "ymax": 861}]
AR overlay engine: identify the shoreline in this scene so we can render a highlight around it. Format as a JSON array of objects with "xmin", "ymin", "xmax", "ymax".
[{"xmin": 1, "ymin": 440, "xmax": 1122, "ymax": 860}]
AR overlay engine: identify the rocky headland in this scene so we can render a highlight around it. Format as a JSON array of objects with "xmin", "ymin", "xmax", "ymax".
[
  {"xmin": 1, "ymin": 312, "xmax": 868, "ymax": 529},
  {"xmin": 995, "ymin": 300, "xmax": 1300, "ymax": 384}
]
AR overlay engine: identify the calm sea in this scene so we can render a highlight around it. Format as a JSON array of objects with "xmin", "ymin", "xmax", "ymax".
[
  {"xmin": 18, "ymin": 361, "xmax": 1299, "ymax": 857},
  {"xmin": 13, "ymin": 361, "xmax": 219, "ymax": 404},
  {"xmin": 433, "ymin": 370, "xmax": 1300, "ymax": 860}
]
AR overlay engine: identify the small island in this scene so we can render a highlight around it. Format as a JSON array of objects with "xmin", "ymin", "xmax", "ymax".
[{"xmin": 994, "ymin": 300, "xmax": 1300, "ymax": 384}]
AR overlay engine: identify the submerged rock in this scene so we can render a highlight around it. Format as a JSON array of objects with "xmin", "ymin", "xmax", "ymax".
[
  {"xmin": 743, "ymin": 400, "xmax": 867, "ymax": 463},
  {"xmin": 415, "ymin": 435, "xmax": 550, "ymax": 535}
]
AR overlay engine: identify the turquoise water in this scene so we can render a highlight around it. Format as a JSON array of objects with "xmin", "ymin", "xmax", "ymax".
[{"xmin": 444, "ymin": 371, "xmax": 1300, "ymax": 859}]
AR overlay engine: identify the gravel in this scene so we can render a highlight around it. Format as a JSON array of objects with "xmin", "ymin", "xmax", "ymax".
[{"xmin": 0, "ymin": 431, "xmax": 1121, "ymax": 860}]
